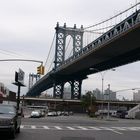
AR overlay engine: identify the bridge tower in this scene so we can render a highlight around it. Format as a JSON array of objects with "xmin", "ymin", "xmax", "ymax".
[
  {"xmin": 53, "ymin": 22, "xmax": 84, "ymax": 99},
  {"xmin": 28, "ymin": 73, "xmax": 40, "ymax": 90}
]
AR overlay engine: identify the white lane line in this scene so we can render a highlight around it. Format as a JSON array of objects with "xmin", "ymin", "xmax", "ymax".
[
  {"xmin": 111, "ymin": 127, "xmax": 126, "ymax": 131},
  {"xmin": 127, "ymin": 128, "xmax": 139, "ymax": 131},
  {"xmin": 20, "ymin": 125, "xmax": 24, "ymax": 129},
  {"xmin": 43, "ymin": 126, "xmax": 50, "ymax": 130},
  {"xmin": 111, "ymin": 130, "xmax": 123, "ymax": 135},
  {"xmin": 88, "ymin": 127, "xmax": 102, "ymax": 130},
  {"xmin": 131, "ymin": 127, "xmax": 140, "ymax": 130},
  {"xmin": 67, "ymin": 127, "xmax": 76, "ymax": 130},
  {"xmin": 31, "ymin": 125, "xmax": 36, "ymax": 129},
  {"xmin": 99, "ymin": 127, "xmax": 114, "ymax": 130},
  {"xmin": 77, "ymin": 126, "xmax": 88, "ymax": 130},
  {"xmin": 55, "ymin": 126, "xmax": 63, "ymax": 130},
  {"xmin": 121, "ymin": 127, "xmax": 140, "ymax": 131},
  {"xmin": 99, "ymin": 127, "xmax": 123, "ymax": 135}
]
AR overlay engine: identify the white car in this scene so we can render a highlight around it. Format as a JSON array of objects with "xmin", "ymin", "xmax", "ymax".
[
  {"xmin": 47, "ymin": 111, "xmax": 57, "ymax": 116},
  {"xmin": 31, "ymin": 110, "xmax": 41, "ymax": 118}
]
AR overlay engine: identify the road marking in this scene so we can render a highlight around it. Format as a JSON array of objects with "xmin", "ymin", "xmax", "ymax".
[
  {"xmin": 77, "ymin": 126, "xmax": 88, "ymax": 130},
  {"xmin": 67, "ymin": 127, "xmax": 76, "ymax": 130},
  {"xmin": 20, "ymin": 125, "xmax": 24, "ymax": 129},
  {"xmin": 20, "ymin": 125, "xmax": 140, "ymax": 133},
  {"xmin": 121, "ymin": 127, "xmax": 135, "ymax": 131},
  {"xmin": 131, "ymin": 127, "xmax": 140, "ymax": 130},
  {"xmin": 55, "ymin": 126, "xmax": 63, "ymax": 130},
  {"xmin": 121, "ymin": 127, "xmax": 140, "ymax": 131},
  {"xmin": 99, "ymin": 127, "xmax": 123, "ymax": 135},
  {"xmin": 88, "ymin": 127, "xmax": 102, "ymax": 130},
  {"xmin": 43, "ymin": 126, "xmax": 50, "ymax": 129},
  {"xmin": 99, "ymin": 127, "xmax": 114, "ymax": 130},
  {"xmin": 111, "ymin": 127, "xmax": 126, "ymax": 130},
  {"xmin": 111, "ymin": 130, "xmax": 123, "ymax": 135},
  {"xmin": 127, "ymin": 128, "xmax": 139, "ymax": 131},
  {"xmin": 31, "ymin": 125, "xmax": 36, "ymax": 129}
]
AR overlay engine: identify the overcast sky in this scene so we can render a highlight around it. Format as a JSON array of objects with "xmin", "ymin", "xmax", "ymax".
[{"xmin": 0, "ymin": 0, "xmax": 140, "ymax": 100}]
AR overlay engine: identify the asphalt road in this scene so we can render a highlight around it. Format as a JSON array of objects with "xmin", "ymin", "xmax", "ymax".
[{"xmin": 2, "ymin": 115, "xmax": 140, "ymax": 140}]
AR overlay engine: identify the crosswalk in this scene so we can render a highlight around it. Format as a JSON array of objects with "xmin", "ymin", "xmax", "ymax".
[{"xmin": 20, "ymin": 125, "xmax": 140, "ymax": 131}]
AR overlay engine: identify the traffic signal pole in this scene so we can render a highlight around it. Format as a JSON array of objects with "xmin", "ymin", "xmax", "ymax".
[
  {"xmin": 13, "ymin": 69, "xmax": 25, "ymax": 110},
  {"xmin": 17, "ymin": 84, "xmax": 21, "ymax": 110}
]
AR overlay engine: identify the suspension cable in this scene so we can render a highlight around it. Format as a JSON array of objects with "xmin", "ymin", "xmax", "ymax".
[
  {"xmin": 47, "ymin": 58, "xmax": 54, "ymax": 72},
  {"xmin": 84, "ymin": 2, "xmax": 140, "ymax": 30},
  {"xmin": 44, "ymin": 33, "xmax": 56, "ymax": 66},
  {"xmin": 65, "ymin": 36, "xmax": 72, "ymax": 52},
  {"xmin": 85, "ymin": 25, "xmax": 115, "ymax": 33}
]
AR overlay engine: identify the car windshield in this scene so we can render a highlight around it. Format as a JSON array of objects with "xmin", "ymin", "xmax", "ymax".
[{"xmin": 0, "ymin": 105, "xmax": 16, "ymax": 115}]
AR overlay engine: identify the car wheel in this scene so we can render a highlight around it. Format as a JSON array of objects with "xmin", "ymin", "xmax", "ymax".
[
  {"xmin": 10, "ymin": 129, "xmax": 16, "ymax": 139},
  {"xmin": 16, "ymin": 127, "xmax": 20, "ymax": 133}
]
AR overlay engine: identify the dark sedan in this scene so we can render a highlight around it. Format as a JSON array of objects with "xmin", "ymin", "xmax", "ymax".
[{"xmin": 0, "ymin": 104, "xmax": 21, "ymax": 138}]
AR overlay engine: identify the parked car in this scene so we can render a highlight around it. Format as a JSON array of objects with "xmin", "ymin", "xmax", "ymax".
[
  {"xmin": 125, "ymin": 112, "xmax": 129, "ymax": 119},
  {"xmin": 111, "ymin": 111, "xmax": 117, "ymax": 117},
  {"xmin": 30, "ymin": 110, "xmax": 41, "ymax": 118},
  {"xmin": 40, "ymin": 110, "xmax": 46, "ymax": 117},
  {"xmin": 116, "ymin": 110, "xmax": 127, "ymax": 118},
  {"xmin": 57, "ymin": 111, "xmax": 62, "ymax": 116},
  {"xmin": 69, "ymin": 111, "xmax": 74, "ymax": 115},
  {"xmin": 47, "ymin": 111, "xmax": 57, "ymax": 116},
  {"xmin": 95, "ymin": 111, "xmax": 100, "ymax": 116},
  {"xmin": 0, "ymin": 104, "xmax": 21, "ymax": 139},
  {"xmin": 63, "ymin": 111, "xmax": 69, "ymax": 116}
]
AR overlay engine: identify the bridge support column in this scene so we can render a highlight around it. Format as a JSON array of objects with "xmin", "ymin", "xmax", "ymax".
[
  {"xmin": 70, "ymin": 79, "xmax": 82, "ymax": 99},
  {"xmin": 53, "ymin": 83, "xmax": 64, "ymax": 99},
  {"xmin": 53, "ymin": 23, "xmax": 84, "ymax": 99}
]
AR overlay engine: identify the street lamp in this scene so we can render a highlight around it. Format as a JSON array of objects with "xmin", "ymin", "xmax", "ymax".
[{"xmin": 89, "ymin": 68, "xmax": 115, "ymax": 118}]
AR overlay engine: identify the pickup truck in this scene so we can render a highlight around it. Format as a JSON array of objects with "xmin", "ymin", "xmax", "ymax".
[{"xmin": 0, "ymin": 104, "xmax": 21, "ymax": 138}]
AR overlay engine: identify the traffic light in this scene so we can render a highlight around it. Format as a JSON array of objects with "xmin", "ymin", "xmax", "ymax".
[
  {"xmin": 37, "ymin": 65, "xmax": 45, "ymax": 75},
  {"xmin": 37, "ymin": 65, "xmax": 41, "ymax": 74},
  {"xmin": 41, "ymin": 65, "xmax": 45, "ymax": 75}
]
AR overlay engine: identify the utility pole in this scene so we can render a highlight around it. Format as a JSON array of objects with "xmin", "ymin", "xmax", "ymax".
[{"xmin": 107, "ymin": 84, "xmax": 110, "ymax": 120}]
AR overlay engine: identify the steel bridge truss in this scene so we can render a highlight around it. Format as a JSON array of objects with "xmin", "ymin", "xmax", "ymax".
[
  {"xmin": 61, "ymin": 9, "xmax": 140, "ymax": 67},
  {"xmin": 53, "ymin": 79, "xmax": 82, "ymax": 99}
]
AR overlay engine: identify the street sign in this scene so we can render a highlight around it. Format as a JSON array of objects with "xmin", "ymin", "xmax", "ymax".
[{"xmin": 18, "ymin": 68, "xmax": 25, "ymax": 85}]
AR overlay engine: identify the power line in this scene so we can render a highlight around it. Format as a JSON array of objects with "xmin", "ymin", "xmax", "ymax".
[
  {"xmin": 0, "ymin": 49, "xmax": 27, "ymax": 58},
  {"xmin": 0, "ymin": 50, "xmax": 20, "ymax": 57}
]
